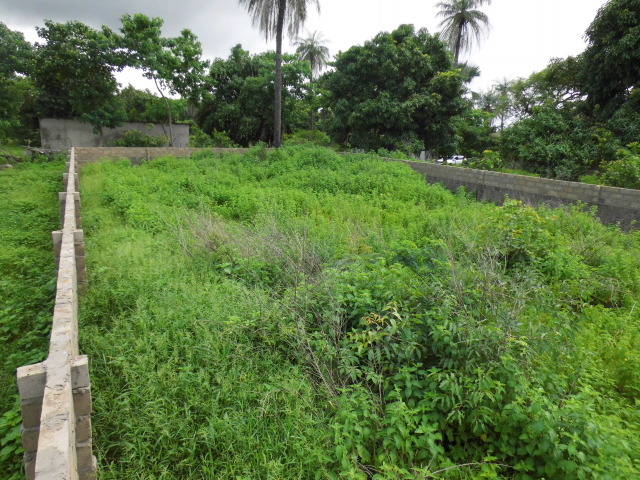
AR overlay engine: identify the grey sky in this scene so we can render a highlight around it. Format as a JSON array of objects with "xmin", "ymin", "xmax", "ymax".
[{"xmin": 1, "ymin": 0, "xmax": 607, "ymax": 93}]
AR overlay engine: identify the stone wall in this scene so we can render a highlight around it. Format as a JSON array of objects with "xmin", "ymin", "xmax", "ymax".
[
  {"xmin": 400, "ymin": 161, "xmax": 640, "ymax": 228},
  {"xmin": 16, "ymin": 148, "xmax": 95, "ymax": 480},
  {"xmin": 39, "ymin": 118, "xmax": 190, "ymax": 149}
]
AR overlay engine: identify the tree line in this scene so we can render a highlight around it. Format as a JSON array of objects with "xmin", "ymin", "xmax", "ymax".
[{"xmin": 1, "ymin": 0, "xmax": 639, "ymax": 184}]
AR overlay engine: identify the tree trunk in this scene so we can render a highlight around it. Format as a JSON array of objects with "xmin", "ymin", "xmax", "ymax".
[
  {"xmin": 274, "ymin": 0, "xmax": 286, "ymax": 148},
  {"xmin": 453, "ymin": 26, "xmax": 463, "ymax": 64},
  {"xmin": 155, "ymin": 77, "xmax": 174, "ymax": 146}
]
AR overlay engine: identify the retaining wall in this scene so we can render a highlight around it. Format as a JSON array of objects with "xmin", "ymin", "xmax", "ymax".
[
  {"xmin": 16, "ymin": 148, "xmax": 95, "ymax": 480},
  {"xmin": 400, "ymin": 161, "xmax": 640, "ymax": 228}
]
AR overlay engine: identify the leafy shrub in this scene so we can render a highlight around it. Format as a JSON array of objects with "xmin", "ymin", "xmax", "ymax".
[
  {"xmin": 600, "ymin": 142, "xmax": 640, "ymax": 189},
  {"xmin": 189, "ymin": 124, "xmax": 239, "ymax": 148},
  {"xmin": 284, "ymin": 129, "xmax": 332, "ymax": 147},
  {"xmin": 375, "ymin": 148, "xmax": 411, "ymax": 160},
  {"xmin": 467, "ymin": 149, "xmax": 504, "ymax": 170},
  {"xmin": 113, "ymin": 129, "xmax": 168, "ymax": 147}
]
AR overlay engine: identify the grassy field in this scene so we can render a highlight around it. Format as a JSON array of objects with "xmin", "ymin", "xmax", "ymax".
[
  {"xmin": 0, "ymin": 159, "xmax": 66, "ymax": 479},
  {"xmin": 76, "ymin": 145, "xmax": 640, "ymax": 479}
]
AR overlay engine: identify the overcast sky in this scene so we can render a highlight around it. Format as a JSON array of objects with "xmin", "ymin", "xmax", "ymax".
[{"xmin": 1, "ymin": 0, "xmax": 607, "ymax": 93}]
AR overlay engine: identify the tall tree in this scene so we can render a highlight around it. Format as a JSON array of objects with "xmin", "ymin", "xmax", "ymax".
[
  {"xmin": 0, "ymin": 22, "xmax": 34, "ymax": 78},
  {"xmin": 294, "ymin": 30, "xmax": 329, "ymax": 129},
  {"xmin": 0, "ymin": 23, "xmax": 38, "ymax": 143},
  {"xmin": 324, "ymin": 24, "xmax": 467, "ymax": 155},
  {"xmin": 238, "ymin": 0, "xmax": 320, "ymax": 147},
  {"xmin": 197, "ymin": 45, "xmax": 310, "ymax": 146},
  {"xmin": 580, "ymin": 0, "xmax": 640, "ymax": 120},
  {"xmin": 294, "ymin": 30, "xmax": 329, "ymax": 81},
  {"xmin": 436, "ymin": 0, "xmax": 490, "ymax": 64},
  {"xmin": 32, "ymin": 20, "xmax": 126, "ymax": 140},
  {"xmin": 119, "ymin": 14, "xmax": 208, "ymax": 146}
]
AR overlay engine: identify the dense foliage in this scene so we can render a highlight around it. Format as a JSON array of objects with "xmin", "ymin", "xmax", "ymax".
[
  {"xmin": 117, "ymin": 85, "xmax": 188, "ymax": 124},
  {"xmin": 475, "ymin": 1, "xmax": 640, "ymax": 183},
  {"xmin": 198, "ymin": 45, "xmax": 311, "ymax": 146},
  {"xmin": 32, "ymin": 20, "xmax": 126, "ymax": 134},
  {"xmin": 78, "ymin": 146, "xmax": 640, "ymax": 479},
  {"xmin": 0, "ymin": 159, "xmax": 65, "ymax": 479},
  {"xmin": 580, "ymin": 0, "xmax": 640, "ymax": 121},
  {"xmin": 324, "ymin": 25, "xmax": 467, "ymax": 156},
  {"xmin": 0, "ymin": 23, "xmax": 38, "ymax": 143},
  {"xmin": 112, "ymin": 130, "xmax": 169, "ymax": 147}
]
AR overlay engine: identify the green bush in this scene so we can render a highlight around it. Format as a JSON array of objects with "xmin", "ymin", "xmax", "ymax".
[
  {"xmin": 467, "ymin": 149, "xmax": 504, "ymax": 171},
  {"xmin": 113, "ymin": 129, "xmax": 168, "ymax": 147},
  {"xmin": 283, "ymin": 129, "xmax": 332, "ymax": 147},
  {"xmin": 189, "ymin": 125, "xmax": 239, "ymax": 148},
  {"xmin": 600, "ymin": 142, "xmax": 640, "ymax": 189}
]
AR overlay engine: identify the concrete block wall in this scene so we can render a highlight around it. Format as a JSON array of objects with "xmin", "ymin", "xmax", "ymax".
[
  {"xmin": 39, "ymin": 118, "xmax": 190, "ymax": 150},
  {"xmin": 400, "ymin": 161, "xmax": 640, "ymax": 228},
  {"xmin": 16, "ymin": 148, "xmax": 95, "ymax": 480},
  {"xmin": 74, "ymin": 147, "xmax": 250, "ymax": 165}
]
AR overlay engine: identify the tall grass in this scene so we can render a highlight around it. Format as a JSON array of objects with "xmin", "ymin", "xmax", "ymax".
[
  {"xmin": 80, "ymin": 145, "xmax": 640, "ymax": 479},
  {"xmin": 0, "ymin": 159, "xmax": 66, "ymax": 480}
]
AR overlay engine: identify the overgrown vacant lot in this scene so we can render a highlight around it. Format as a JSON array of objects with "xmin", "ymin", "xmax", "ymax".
[
  {"xmin": 79, "ymin": 145, "xmax": 640, "ymax": 479},
  {"xmin": 0, "ymin": 160, "xmax": 65, "ymax": 480}
]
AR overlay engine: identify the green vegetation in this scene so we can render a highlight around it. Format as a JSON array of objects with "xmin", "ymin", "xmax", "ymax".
[
  {"xmin": 3, "ymin": 0, "xmax": 638, "ymax": 181},
  {"xmin": 80, "ymin": 146, "xmax": 640, "ymax": 479},
  {"xmin": 197, "ymin": 45, "xmax": 312, "ymax": 146},
  {"xmin": 112, "ymin": 130, "xmax": 169, "ymax": 147},
  {"xmin": 0, "ymin": 159, "xmax": 66, "ymax": 480},
  {"xmin": 324, "ymin": 25, "xmax": 466, "ymax": 156}
]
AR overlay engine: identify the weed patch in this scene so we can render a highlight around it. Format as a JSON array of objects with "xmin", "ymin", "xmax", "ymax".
[{"xmin": 80, "ymin": 146, "xmax": 640, "ymax": 479}]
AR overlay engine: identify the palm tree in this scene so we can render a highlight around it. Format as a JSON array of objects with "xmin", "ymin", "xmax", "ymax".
[
  {"xmin": 238, "ymin": 0, "xmax": 320, "ymax": 147},
  {"xmin": 294, "ymin": 30, "xmax": 329, "ymax": 81},
  {"xmin": 436, "ymin": 0, "xmax": 490, "ymax": 64}
]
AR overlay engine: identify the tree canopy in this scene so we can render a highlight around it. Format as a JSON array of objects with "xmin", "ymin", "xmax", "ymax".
[
  {"xmin": 197, "ymin": 45, "xmax": 311, "ymax": 146},
  {"xmin": 294, "ymin": 30, "xmax": 330, "ymax": 81},
  {"xmin": 580, "ymin": 0, "xmax": 640, "ymax": 119},
  {"xmin": 119, "ymin": 13, "xmax": 208, "ymax": 145},
  {"xmin": 0, "ymin": 23, "xmax": 38, "ymax": 143},
  {"xmin": 324, "ymin": 24, "xmax": 467, "ymax": 155},
  {"xmin": 32, "ymin": 20, "xmax": 125, "ymax": 134},
  {"xmin": 0, "ymin": 22, "xmax": 34, "ymax": 78},
  {"xmin": 436, "ymin": 0, "xmax": 491, "ymax": 64}
]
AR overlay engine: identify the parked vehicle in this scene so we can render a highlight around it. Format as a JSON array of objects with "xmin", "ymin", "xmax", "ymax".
[{"xmin": 436, "ymin": 155, "xmax": 465, "ymax": 165}]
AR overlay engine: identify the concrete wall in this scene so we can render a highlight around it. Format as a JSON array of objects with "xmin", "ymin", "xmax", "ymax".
[
  {"xmin": 400, "ymin": 160, "xmax": 640, "ymax": 228},
  {"xmin": 39, "ymin": 119, "xmax": 190, "ymax": 150},
  {"xmin": 74, "ymin": 147, "xmax": 250, "ymax": 165},
  {"xmin": 17, "ymin": 148, "xmax": 95, "ymax": 480}
]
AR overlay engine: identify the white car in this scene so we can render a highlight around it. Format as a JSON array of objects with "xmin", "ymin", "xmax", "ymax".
[{"xmin": 436, "ymin": 155, "xmax": 466, "ymax": 165}]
